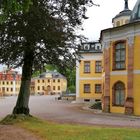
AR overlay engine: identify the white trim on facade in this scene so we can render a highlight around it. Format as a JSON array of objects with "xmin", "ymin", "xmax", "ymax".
[
  {"xmin": 110, "ymin": 71, "xmax": 128, "ymax": 76},
  {"xmin": 80, "ymin": 53, "xmax": 102, "ymax": 61},
  {"xmin": 133, "ymin": 70, "xmax": 140, "ymax": 74},
  {"xmin": 76, "ymin": 60, "xmax": 80, "ymax": 98},
  {"xmin": 109, "ymin": 70, "xmax": 140, "ymax": 75},
  {"xmin": 79, "ymin": 77, "xmax": 102, "ymax": 80},
  {"xmin": 102, "ymin": 24, "xmax": 140, "ymax": 49}
]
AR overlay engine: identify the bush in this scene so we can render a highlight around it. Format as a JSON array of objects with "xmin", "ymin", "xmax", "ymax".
[
  {"xmin": 68, "ymin": 85, "xmax": 76, "ymax": 93},
  {"xmin": 89, "ymin": 101, "xmax": 102, "ymax": 110}
]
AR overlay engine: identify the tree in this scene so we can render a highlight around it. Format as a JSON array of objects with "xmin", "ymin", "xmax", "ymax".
[
  {"xmin": 0, "ymin": 0, "xmax": 32, "ymax": 22},
  {"xmin": 0, "ymin": 0, "xmax": 94, "ymax": 115}
]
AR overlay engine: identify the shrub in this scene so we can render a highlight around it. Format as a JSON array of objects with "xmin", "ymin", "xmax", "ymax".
[
  {"xmin": 68, "ymin": 85, "xmax": 76, "ymax": 93},
  {"xmin": 89, "ymin": 101, "xmax": 102, "ymax": 110}
]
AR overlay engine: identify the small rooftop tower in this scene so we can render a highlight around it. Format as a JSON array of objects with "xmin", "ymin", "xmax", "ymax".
[{"xmin": 112, "ymin": 0, "xmax": 132, "ymax": 27}]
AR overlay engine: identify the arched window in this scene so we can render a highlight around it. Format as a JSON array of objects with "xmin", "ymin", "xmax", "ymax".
[
  {"xmin": 113, "ymin": 42, "xmax": 126, "ymax": 70},
  {"xmin": 112, "ymin": 82, "xmax": 125, "ymax": 106},
  {"xmin": 116, "ymin": 21, "xmax": 120, "ymax": 27},
  {"xmin": 125, "ymin": 19, "xmax": 129, "ymax": 24}
]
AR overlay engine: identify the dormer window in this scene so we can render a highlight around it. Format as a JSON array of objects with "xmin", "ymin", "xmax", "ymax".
[{"xmin": 83, "ymin": 44, "xmax": 90, "ymax": 50}]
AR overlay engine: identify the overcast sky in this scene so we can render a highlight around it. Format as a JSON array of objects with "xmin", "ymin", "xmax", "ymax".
[{"xmin": 81, "ymin": 0, "xmax": 137, "ymax": 41}]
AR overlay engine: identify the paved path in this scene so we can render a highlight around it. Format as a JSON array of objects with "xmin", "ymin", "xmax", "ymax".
[
  {"xmin": 0, "ymin": 125, "xmax": 41, "ymax": 140},
  {"xmin": 0, "ymin": 95, "xmax": 140, "ymax": 128}
]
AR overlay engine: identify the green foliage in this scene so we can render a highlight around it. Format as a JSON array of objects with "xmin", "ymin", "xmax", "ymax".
[
  {"xmin": 32, "ymin": 70, "xmax": 40, "ymax": 77},
  {"xmin": 0, "ymin": 0, "xmax": 32, "ymax": 13},
  {"xmin": 68, "ymin": 85, "xmax": 76, "ymax": 93},
  {"xmin": 89, "ymin": 101, "xmax": 102, "ymax": 110},
  {"xmin": 45, "ymin": 65, "xmax": 57, "ymax": 71},
  {"xmin": 0, "ymin": 0, "xmax": 32, "ymax": 23}
]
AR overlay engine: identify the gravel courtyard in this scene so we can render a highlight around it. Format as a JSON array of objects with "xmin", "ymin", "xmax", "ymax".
[{"xmin": 0, "ymin": 95, "xmax": 140, "ymax": 128}]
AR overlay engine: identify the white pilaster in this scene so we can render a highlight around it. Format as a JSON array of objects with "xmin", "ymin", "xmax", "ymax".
[{"xmin": 76, "ymin": 60, "xmax": 80, "ymax": 98}]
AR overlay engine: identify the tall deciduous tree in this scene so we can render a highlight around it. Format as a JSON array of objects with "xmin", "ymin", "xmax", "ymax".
[
  {"xmin": 0, "ymin": 0, "xmax": 94, "ymax": 115},
  {"xmin": 0, "ymin": 0, "xmax": 32, "ymax": 22}
]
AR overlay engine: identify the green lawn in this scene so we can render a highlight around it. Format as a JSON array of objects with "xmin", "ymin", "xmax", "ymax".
[{"xmin": 1, "ymin": 115, "xmax": 140, "ymax": 140}]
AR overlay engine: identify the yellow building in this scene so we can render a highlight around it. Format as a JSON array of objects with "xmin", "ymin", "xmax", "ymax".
[
  {"xmin": 76, "ymin": 42, "xmax": 103, "ymax": 103},
  {"xmin": 32, "ymin": 71, "xmax": 67, "ymax": 95},
  {"xmin": 0, "ymin": 69, "xmax": 21, "ymax": 96},
  {"xmin": 101, "ymin": 0, "xmax": 140, "ymax": 115}
]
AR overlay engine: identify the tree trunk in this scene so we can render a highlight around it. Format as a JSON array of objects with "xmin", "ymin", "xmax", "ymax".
[{"xmin": 13, "ymin": 50, "xmax": 34, "ymax": 115}]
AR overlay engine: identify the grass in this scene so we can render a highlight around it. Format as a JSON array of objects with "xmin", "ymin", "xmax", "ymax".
[{"xmin": 1, "ymin": 114, "xmax": 140, "ymax": 140}]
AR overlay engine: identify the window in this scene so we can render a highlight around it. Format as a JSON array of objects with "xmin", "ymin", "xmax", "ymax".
[
  {"xmin": 48, "ymin": 79, "xmax": 50, "ymax": 82},
  {"xmin": 53, "ymin": 86, "xmax": 55, "ymax": 90},
  {"xmin": 116, "ymin": 21, "xmax": 120, "ymax": 27},
  {"xmin": 11, "ymin": 88, "xmax": 13, "ymax": 92},
  {"xmin": 2, "ymin": 75, "xmax": 5, "ymax": 79},
  {"xmin": 95, "ymin": 84, "xmax": 102, "ymax": 93},
  {"xmin": 125, "ymin": 19, "xmax": 129, "ymax": 24},
  {"xmin": 84, "ymin": 61, "xmax": 90, "ymax": 73},
  {"xmin": 95, "ymin": 61, "xmax": 102, "ymax": 73},
  {"xmin": 113, "ymin": 42, "xmax": 126, "ymax": 70},
  {"xmin": 42, "ymin": 86, "xmax": 44, "ymax": 90},
  {"xmin": 3, "ymin": 81, "xmax": 5, "ymax": 85},
  {"xmin": 84, "ymin": 99, "xmax": 90, "ymax": 102},
  {"xmin": 112, "ymin": 82, "xmax": 125, "ymax": 106},
  {"xmin": 84, "ymin": 84, "xmax": 90, "ymax": 93},
  {"xmin": 42, "ymin": 80, "xmax": 44, "ymax": 83},
  {"xmin": 53, "ymin": 79, "xmax": 55, "ymax": 82},
  {"xmin": 11, "ymin": 81, "xmax": 13, "ymax": 84},
  {"xmin": 38, "ymin": 86, "xmax": 40, "ymax": 90},
  {"xmin": 38, "ymin": 80, "xmax": 40, "ymax": 83},
  {"xmin": 2, "ymin": 87, "xmax": 5, "ymax": 91},
  {"xmin": 58, "ymin": 79, "xmax": 60, "ymax": 82},
  {"xmin": 58, "ymin": 86, "xmax": 60, "ymax": 90}
]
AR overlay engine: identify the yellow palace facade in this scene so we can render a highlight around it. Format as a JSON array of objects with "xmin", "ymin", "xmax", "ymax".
[
  {"xmin": 101, "ymin": 0, "xmax": 140, "ymax": 116},
  {"xmin": 76, "ymin": 42, "xmax": 103, "ymax": 103},
  {"xmin": 76, "ymin": 0, "xmax": 140, "ymax": 116}
]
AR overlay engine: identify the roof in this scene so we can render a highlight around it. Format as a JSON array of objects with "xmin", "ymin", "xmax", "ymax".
[
  {"xmin": 100, "ymin": 20, "xmax": 140, "ymax": 41},
  {"xmin": 33, "ymin": 71, "xmax": 66, "ymax": 79},
  {"xmin": 112, "ymin": 0, "xmax": 132, "ymax": 22},
  {"xmin": 79, "ymin": 42, "xmax": 102, "ymax": 53},
  {"xmin": 112, "ymin": 9, "xmax": 132, "ymax": 21},
  {"xmin": 130, "ymin": 0, "xmax": 140, "ymax": 22}
]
